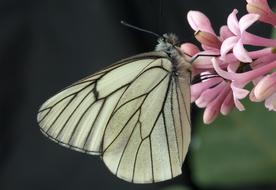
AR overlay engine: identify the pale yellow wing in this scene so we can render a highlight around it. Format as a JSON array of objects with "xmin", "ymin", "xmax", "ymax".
[
  {"xmin": 102, "ymin": 61, "xmax": 191, "ymax": 183},
  {"xmin": 37, "ymin": 52, "xmax": 168, "ymax": 155},
  {"xmin": 37, "ymin": 52, "xmax": 191, "ymax": 183}
]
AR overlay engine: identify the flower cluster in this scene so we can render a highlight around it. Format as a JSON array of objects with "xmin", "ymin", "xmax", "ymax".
[{"xmin": 181, "ymin": 0, "xmax": 276, "ymax": 124}]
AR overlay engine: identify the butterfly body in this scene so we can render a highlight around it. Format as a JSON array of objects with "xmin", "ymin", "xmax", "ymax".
[
  {"xmin": 37, "ymin": 33, "xmax": 191, "ymax": 183},
  {"xmin": 156, "ymin": 33, "xmax": 191, "ymax": 75}
]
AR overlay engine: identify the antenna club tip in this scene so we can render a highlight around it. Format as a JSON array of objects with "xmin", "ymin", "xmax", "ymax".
[{"xmin": 120, "ymin": 21, "xmax": 161, "ymax": 38}]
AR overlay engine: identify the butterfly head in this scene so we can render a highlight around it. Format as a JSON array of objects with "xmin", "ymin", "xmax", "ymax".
[
  {"xmin": 155, "ymin": 33, "xmax": 180, "ymax": 52},
  {"xmin": 155, "ymin": 33, "xmax": 192, "ymax": 73}
]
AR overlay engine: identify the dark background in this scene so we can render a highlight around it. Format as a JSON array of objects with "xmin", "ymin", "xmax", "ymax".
[{"xmin": 0, "ymin": 0, "xmax": 274, "ymax": 190}]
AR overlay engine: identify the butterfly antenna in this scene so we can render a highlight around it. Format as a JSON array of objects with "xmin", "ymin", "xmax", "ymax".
[{"xmin": 121, "ymin": 20, "xmax": 161, "ymax": 38}]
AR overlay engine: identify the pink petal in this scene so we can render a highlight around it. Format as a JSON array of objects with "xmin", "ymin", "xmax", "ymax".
[
  {"xmin": 195, "ymin": 81, "xmax": 225, "ymax": 108},
  {"xmin": 191, "ymin": 77, "xmax": 224, "ymax": 102},
  {"xmin": 187, "ymin": 11, "xmax": 216, "ymax": 34},
  {"xmin": 233, "ymin": 97, "xmax": 245, "ymax": 111},
  {"xmin": 246, "ymin": 0, "xmax": 276, "ymax": 26},
  {"xmin": 192, "ymin": 50, "xmax": 220, "ymax": 69},
  {"xmin": 192, "ymin": 58, "xmax": 213, "ymax": 69},
  {"xmin": 231, "ymin": 83, "xmax": 249, "ymax": 99},
  {"xmin": 249, "ymin": 87, "xmax": 259, "ymax": 102},
  {"xmin": 213, "ymin": 58, "xmax": 249, "ymax": 84},
  {"xmin": 219, "ymin": 25, "xmax": 234, "ymax": 40},
  {"xmin": 254, "ymin": 73, "xmax": 276, "ymax": 101},
  {"xmin": 265, "ymin": 92, "xmax": 276, "ymax": 111},
  {"xmin": 227, "ymin": 61, "xmax": 240, "ymax": 73},
  {"xmin": 249, "ymin": 48, "xmax": 275, "ymax": 64},
  {"xmin": 180, "ymin": 43, "xmax": 200, "ymax": 57},
  {"xmin": 231, "ymin": 83, "xmax": 247, "ymax": 111},
  {"xmin": 203, "ymin": 103, "xmax": 220, "ymax": 124},
  {"xmin": 242, "ymin": 32, "xmax": 276, "ymax": 47},
  {"xmin": 252, "ymin": 76, "xmax": 262, "ymax": 86},
  {"xmin": 220, "ymin": 90, "xmax": 234, "ymax": 115},
  {"xmin": 246, "ymin": 0, "xmax": 271, "ymax": 12},
  {"xmin": 195, "ymin": 31, "xmax": 221, "ymax": 49},
  {"xmin": 201, "ymin": 44, "xmax": 219, "ymax": 51},
  {"xmin": 212, "ymin": 58, "xmax": 238, "ymax": 80},
  {"xmin": 238, "ymin": 13, "xmax": 259, "ymax": 32},
  {"xmin": 220, "ymin": 36, "xmax": 238, "ymax": 58},
  {"xmin": 203, "ymin": 83, "xmax": 230, "ymax": 124},
  {"xmin": 227, "ymin": 9, "xmax": 240, "ymax": 35},
  {"xmin": 233, "ymin": 40, "xmax": 252, "ymax": 62},
  {"xmin": 222, "ymin": 53, "xmax": 241, "ymax": 63},
  {"xmin": 235, "ymin": 60, "xmax": 276, "ymax": 85},
  {"xmin": 251, "ymin": 53, "xmax": 276, "ymax": 80}
]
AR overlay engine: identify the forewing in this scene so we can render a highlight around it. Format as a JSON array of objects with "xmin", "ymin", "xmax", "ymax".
[
  {"xmin": 102, "ymin": 60, "xmax": 191, "ymax": 183},
  {"xmin": 37, "ymin": 52, "xmax": 168, "ymax": 155}
]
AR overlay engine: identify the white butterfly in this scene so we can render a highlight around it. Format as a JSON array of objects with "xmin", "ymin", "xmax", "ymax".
[{"xmin": 37, "ymin": 33, "xmax": 191, "ymax": 183}]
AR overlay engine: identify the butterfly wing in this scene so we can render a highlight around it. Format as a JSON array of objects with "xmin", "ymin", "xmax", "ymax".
[
  {"xmin": 37, "ymin": 52, "xmax": 168, "ymax": 154},
  {"xmin": 102, "ymin": 62, "xmax": 191, "ymax": 183},
  {"xmin": 37, "ymin": 51, "xmax": 191, "ymax": 183}
]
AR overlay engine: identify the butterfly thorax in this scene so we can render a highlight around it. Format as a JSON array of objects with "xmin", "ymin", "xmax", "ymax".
[{"xmin": 155, "ymin": 33, "xmax": 191, "ymax": 78}]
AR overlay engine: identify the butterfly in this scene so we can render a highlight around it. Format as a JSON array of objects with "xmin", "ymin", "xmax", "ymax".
[{"xmin": 37, "ymin": 33, "xmax": 192, "ymax": 183}]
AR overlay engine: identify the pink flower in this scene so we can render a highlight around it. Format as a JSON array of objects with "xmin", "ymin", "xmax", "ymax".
[
  {"xmin": 220, "ymin": 9, "xmax": 260, "ymax": 62},
  {"xmin": 212, "ymin": 58, "xmax": 249, "ymax": 111},
  {"xmin": 180, "ymin": 42, "xmax": 200, "ymax": 65},
  {"xmin": 186, "ymin": 11, "xmax": 225, "ymax": 71},
  {"xmin": 212, "ymin": 57, "xmax": 276, "ymax": 108},
  {"xmin": 203, "ymin": 82, "xmax": 233, "ymax": 124},
  {"xmin": 191, "ymin": 74, "xmax": 224, "ymax": 104},
  {"xmin": 192, "ymin": 76, "xmax": 234, "ymax": 124},
  {"xmin": 250, "ymin": 72, "xmax": 276, "ymax": 111},
  {"xmin": 187, "ymin": 10, "xmax": 222, "ymax": 50},
  {"xmin": 251, "ymin": 72, "xmax": 276, "ymax": 101},
  {"xmin": 187, "ymin": 10, "xmax": 216, "ymax": 35},
  {"xmin": 184, "ymin": 7, "xmax": 276, "ymax": 124},
  {"xmin": 221, "ymin": 9, "xmax": 276, "ymax": 62},
  {"xmin": 191, "ymin": 56, "xmax": 276, "ymax": 124},
  {"xmin": 264, "ymin": 93, "xmax": 276, "ymax": 111},
  {"xmin": 246, "ymin": 0, "xmax": 276, "ymax": 26}
]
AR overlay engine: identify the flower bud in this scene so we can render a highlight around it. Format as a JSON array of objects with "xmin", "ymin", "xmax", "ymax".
[
  {"xmin": 195, "ymin": 31, "xmax": 221, "ymax": 49},
  {"xmin": 254, "ymin": 73, "xmax": 276, "ymax": 101},
  {"xmin": 246, "ymin": 0, "xmax": 276, "ymax": 26}
]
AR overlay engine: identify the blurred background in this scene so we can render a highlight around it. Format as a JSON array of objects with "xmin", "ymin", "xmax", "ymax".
[{"xmin": 1, "ymin": 0, "xmax": 276, "ymax": 190}]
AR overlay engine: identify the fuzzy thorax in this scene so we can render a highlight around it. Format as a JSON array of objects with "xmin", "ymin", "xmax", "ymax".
[
  {"xmin": 156, "ymin": 33, "xmax": 192, "ymax": 75},
  {"xmin": 155, "ymin": 33, "xmax": 179, "ymax": 52}
]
